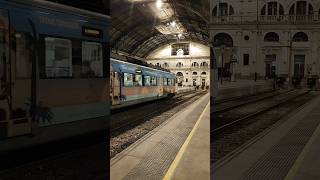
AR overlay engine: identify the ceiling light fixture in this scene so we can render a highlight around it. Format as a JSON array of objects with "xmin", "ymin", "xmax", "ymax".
[
  {"xmin": 171, "ymin": 21, "xmax": 176, "ymax": 27},
  {"xmin": 156, "ymin": 0, "xmax": 163, "ymax": 8}
]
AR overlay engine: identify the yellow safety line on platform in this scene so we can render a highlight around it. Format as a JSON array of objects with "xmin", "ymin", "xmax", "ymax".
[
  {"xmin": 285, "ymin": 114, "xmax": 320, "ymax": 180},
  {"xmin": 163, "ymin": 101, "xmax": 210, "ymax": 180}
]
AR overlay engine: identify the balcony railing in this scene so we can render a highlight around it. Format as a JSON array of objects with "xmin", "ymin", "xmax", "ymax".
[{"xmin": 211, "ymin": 15, "xmax": 320, "ymax": 25}]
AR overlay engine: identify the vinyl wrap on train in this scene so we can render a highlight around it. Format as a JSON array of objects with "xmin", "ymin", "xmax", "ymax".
[{"xmin": 0, "ymin": 0, "xmax": 109, "ymax": 146}]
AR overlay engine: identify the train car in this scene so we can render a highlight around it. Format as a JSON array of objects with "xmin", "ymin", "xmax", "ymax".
[
  {"xmin": 0, "ymin": 0, "xmax": 109, "ymax": 150},
  {"xmin": 110, "ymin": 57, "xmax": 176, "ymax": 109}
]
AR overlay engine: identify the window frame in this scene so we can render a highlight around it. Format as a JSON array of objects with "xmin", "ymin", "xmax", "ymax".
[
  {"xmin": 123, "ymin": 72, "xmax": 134, "ymax": 87},
  {"xmin": 39, "ymin": 34, "xmax": 108, "ymax": 79}
]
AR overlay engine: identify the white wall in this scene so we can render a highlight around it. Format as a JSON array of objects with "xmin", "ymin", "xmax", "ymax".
[{"xmin": 146, "ymin": 42, "xmax": 210, "ymax": 87}]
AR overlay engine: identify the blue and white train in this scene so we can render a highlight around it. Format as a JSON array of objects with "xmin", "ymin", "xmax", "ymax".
[
  {"xmin": 0, "ymin": 0, "xmax": 109, "ymax": 151},
  {"xmin": 110, "ymin": 56, "xmax": 176, "ymax": 109}
]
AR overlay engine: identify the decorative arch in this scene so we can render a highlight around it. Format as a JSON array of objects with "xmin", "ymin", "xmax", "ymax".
[
  {"xmin": 213, "ymin": 33, "xmax": 233, "ymax": 47},
  {"xmin": 264, "ymin": 32, "xmax": 280, "ymax": 42},
  {"xmin": 201, "ymin": 72, "xmax": 207, "ymax": 75},
  {"xmin": 192, "ymin": 72, "xmax": 198, "ymax": 75},
  {"xmin": 261, "ymin": 1, "xmax": 284, "ymax": 15},
  {"xmin": 212, "ymin": 3, "xmax": 235, "ymax": 17},
  {"xmin": 200, "ymin": 62, "xmax": 209, "ymax": 67},
  {"xmin": 191, "ymin": 62, "xmax": 199, "ymax": 67},
  {"xmin": 289, "ymin": 1, "xmax": 314, "ymax": 16},
  {"xmin": 176, "ymin": 72, "xmax": 183, "ymax": 76},
  {"xmin": 163, "ymin": 62, "xmax": 169, "ymax": 68},
  {"xmin": 176, "ymin": 62, "xmax": 183, "ymax": 67},
  {"xmin": 292, "ymin": 32, "xmax": 308, "ymax": 42}
]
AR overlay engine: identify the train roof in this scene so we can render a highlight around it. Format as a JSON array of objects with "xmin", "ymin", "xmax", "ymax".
[
  {"xmin": 111, "ymin": 52, "xmax": 171, "ymax": 73},
  {"xmin": 5, "ymin": 0, "xmax": 109, "ymax": 20},
  {"xmin": 1, "ymin": 0, "xmax": 109, "ymax": 42},
  {"xmin": 111, "ymin": 58, "xmax": 175, "ymax": 78}
]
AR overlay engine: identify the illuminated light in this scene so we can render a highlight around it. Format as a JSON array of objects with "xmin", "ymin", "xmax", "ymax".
[
  {"xmin": 156, "ymin": 0, "xmax": 163, "ymax": 8},
  {"xmin": 178, "ymin": 33, "xmax": 182, "ymax": 38},
  {"xmin": 171, "ymin": 21, "xmax": 176, "ymax": 27}
]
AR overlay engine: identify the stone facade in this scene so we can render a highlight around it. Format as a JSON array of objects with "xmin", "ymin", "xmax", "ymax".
[
  {"xmin": 210, "ymin": 0, "xmax": 320, "ymax": 84},
  {"xmin": 146, "ymin": 42, "xmax": 210, "ymax": 87}
]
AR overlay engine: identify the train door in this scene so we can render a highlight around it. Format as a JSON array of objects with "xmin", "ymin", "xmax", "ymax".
[
  {"xmin": 294, "ymin": 55, "xmax": 305, "ymax": 78},
  {"xmin": 110, "ymin": 71, "xmax": 121, "ymax": 105},
  {"xmin": 8, "ymin": 30, "xmax": 34, "ymax": 136},
  {"xmin": 0, "ymin": 9, "xmax": 9, "ymax": 139},
  {"xmin": 265, "ymin": 54, "xmax": 276, "ymax": 78},
  {"xmin": 158, "ymin": 77, "xmax": 163, "ymax": 96}
]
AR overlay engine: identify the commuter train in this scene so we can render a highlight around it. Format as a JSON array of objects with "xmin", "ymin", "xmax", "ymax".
[
  {"xmin": 0, "ymin": 0, "xmax": 109, "ymax": 149},
  {"xmin": 110, "ymin": 55, "xmax": 176, "ymax": 109}
]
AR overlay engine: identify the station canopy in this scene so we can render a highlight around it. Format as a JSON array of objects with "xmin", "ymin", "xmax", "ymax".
[{"xmin": 111, "ymin": 0, "xmax": 209, "ymax": 58}]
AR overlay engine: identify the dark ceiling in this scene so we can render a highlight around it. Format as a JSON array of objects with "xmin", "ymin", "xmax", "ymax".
[
  {"xmin": 111, "ymin": 0, "xmax": 209, "ymax": 58},
  {"xmin": 46, "ymin": 0, "xmax": 110, "ymax": 15}
]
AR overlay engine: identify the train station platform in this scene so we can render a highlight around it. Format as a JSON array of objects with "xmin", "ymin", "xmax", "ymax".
[
  {"xmin": 215, "ymin": 79, "xmax": 274, "ymax": 102},
  {"xmin": 212, "ymin": 91, "xmax": 320, "ymax": 180},
  {"xmin": 110, "ymin": 93, "xmax": 210, "ymax": 180}
]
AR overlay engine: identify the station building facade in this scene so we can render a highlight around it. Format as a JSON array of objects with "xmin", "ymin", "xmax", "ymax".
[
  {"xmin": 146, "ymin": 42, "xmax": 210, "ymax": 87},
  {"xmin": 210, "ymin": 0, "xmax": 320, "ymax": 83}
]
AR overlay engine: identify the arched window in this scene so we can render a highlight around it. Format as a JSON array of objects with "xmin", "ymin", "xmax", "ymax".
[
  {"xmin": 261, "ymin": 2, "xmax": 284, "ymax": 15},
  {"xmin": 191, "ymin": 62, "xmax": 199, "ymax": 67},
  {"xmin": 176, "ymin": 62, "xmax": 183, "ymax": 67},
  {"xmin": 201, "ymin": 72, "xmax": 207, "ymax": 75},
  {"xmin": 192, "ymin": 72, "xmax": 198, "ymax": 75},
  {"xmin": 200, "ymin": 62, "xmax": 209, "ymax": 67},
  {"xmin": 264, "ymin": 32, "xmax": 280, "ymax": 42},
  {"xmin": 163, "ymin": 62, "xmax": 169, "ymax": 68},
  {"xmin": 176, "ymin": 72, "xmax": 183, "ymax": 76},
  {"xmin": 212, "ymin": 3, "xmax": 234, "ymax": 17},
  {"xmin": 289, "ymin": 1, "xmax": 313, "ymax": 16},
  {"xmin": 213, "ymin": 33, "xmax": 233, "ymax": 47},
  {"xmin": 293, "ymin": 32, "xmax": 308, "ymax": 42},
  {"xmin": 156, "ymin": 63, "xmax": 161, "ymax": 67}
]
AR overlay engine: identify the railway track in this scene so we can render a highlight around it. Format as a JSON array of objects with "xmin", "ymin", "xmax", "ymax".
[
  {"xmin": 212, "ymin": 89, "xmax": 305, "ymax": 131},
  {"xmin": 211, "ymin": 89, "xmax": 315, "ymax": 163},
  {"xmin": 111, "ymin": 90, "xmax": 205, "ymax": 134},
  {"xmin": 213, "ymin": 89, "xmax": 293, "ymax": 113},
  {"xmin": 110, "ymin": 90, "xmax": 207, "ymax": 157}
]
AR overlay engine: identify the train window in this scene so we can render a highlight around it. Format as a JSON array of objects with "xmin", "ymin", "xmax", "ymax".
[
  {"xmin": 82, "ymin": 41, "xmax": 103, "ymax": 77},
  {"xmin": 144, "ymin": 76, "xmax": 151, "ymax": 86},
  {"xmin": 151, "ymin": 76, "xmax": 157, "ymax": 86},
  {"xmin": 45, "ymin": 37, "xmax": 72, "ymax": 77},
  {"xmin": 157, "ymin": 77, "xmax": 162, "ymax": 86},
  {"xmin": 163, "ymin": 78, "xmax": 168, "ymax": 86},
  {"xmin": 134, "ymin": 74, "xmax": 143, "ymax": 86},
  {"xmin": 124, "ymin": 73, "xmax": 133, "ymax": 86},
  {"xmin": 168, "ymin": 78, "xmax": 173, "ymax": 86},
  {"xmin": 15, "ymin": 33, "xmax": 32, "ymax": 78}
]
